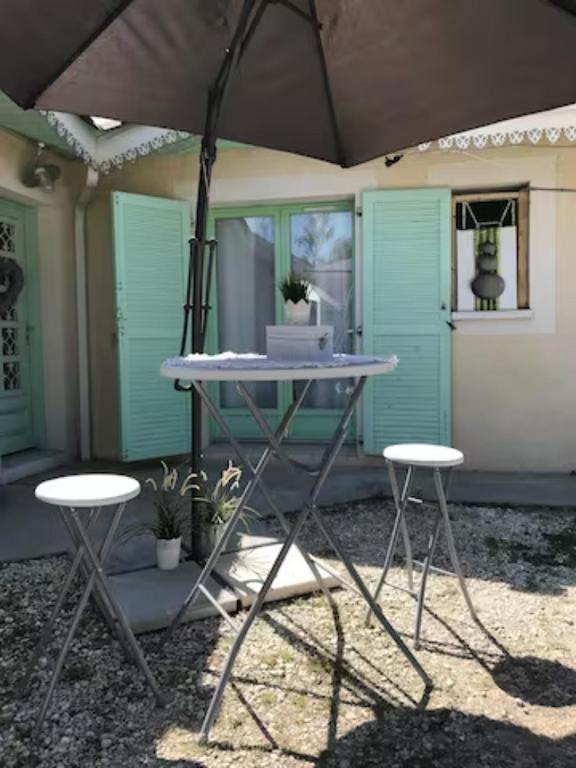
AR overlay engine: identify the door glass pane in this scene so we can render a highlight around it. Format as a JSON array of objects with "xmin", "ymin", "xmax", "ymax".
[
  {"xmin": 216, "ymin": 216, "xmax": 277, "ymax": 408},
  {"xmin": 0, "ymin": 217, "xmax": 23, "ymax": 394},
  {"xmin": 291, "ymin": 211, "xmax": 354, "ymax": 410}
]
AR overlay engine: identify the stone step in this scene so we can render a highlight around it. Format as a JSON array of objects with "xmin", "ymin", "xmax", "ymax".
[
  {"xmin": 1, "ymin": 449, "xmax": 67, "ymax": 485},
  {"xmin": 213, "ymin": 543, "xmax": 339, "ymax": 608}
]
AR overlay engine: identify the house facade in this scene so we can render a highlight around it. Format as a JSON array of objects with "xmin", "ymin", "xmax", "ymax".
[{"xmin": 1, "ymin": 100, "xmax": 576, "ymax": 476}]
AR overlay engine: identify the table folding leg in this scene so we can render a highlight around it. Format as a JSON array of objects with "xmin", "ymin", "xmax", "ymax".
[
  {"xmin": 189, "ymin": 378, "xmax": 336, "ymax": 609},
  {"xmin": 162, "ymin": 375, "xmax": 432, "ymax": 742}
]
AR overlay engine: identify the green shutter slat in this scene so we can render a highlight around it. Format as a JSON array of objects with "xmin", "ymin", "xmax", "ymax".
[
  {"xmin": 362, "ymin": 188, "xmax": 451, "ymax": 454},
  {"xmin": 112, "ymin": 192, "xmax": 190, "ymax": 461}
]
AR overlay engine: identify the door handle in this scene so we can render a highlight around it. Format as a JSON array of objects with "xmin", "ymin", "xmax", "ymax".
[{"xmin": 446, "ymin": 320, "xmax": 457, "ymax": 331}]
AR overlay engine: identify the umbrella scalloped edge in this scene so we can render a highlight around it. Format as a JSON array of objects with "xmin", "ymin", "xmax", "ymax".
[
  {"xmin": 40, "ymin": 110, "xmax": 191, "ymax": 173},
  {"xmin": 418, "ymin": 125, "xmax": 576, "ymax": 153},
  {"xmin": 38, "ymin": 109, "xmax": 576, "ymax": 171}
]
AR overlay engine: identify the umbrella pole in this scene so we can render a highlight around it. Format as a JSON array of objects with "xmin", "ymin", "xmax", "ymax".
[
  {"xmin": 189, "ymin": 141, "xmax": 215, "ymax": 559},
  {"xmin": 180, "ymin": 0, "xmax": 264, "ymax": 558}
]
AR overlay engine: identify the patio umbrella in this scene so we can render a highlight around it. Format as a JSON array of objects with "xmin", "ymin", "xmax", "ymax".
[{"xmin": 2, "ymin": 0, "xmax": 576, "ymax": 540}]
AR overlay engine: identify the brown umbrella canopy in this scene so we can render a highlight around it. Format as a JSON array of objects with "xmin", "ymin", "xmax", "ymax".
[{"xmin": 1, "ymin": 0, "xmax": 576, "ymax": 167}]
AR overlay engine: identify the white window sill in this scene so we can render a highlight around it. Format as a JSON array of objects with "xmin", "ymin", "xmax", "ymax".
[{"xmin": 451, "ymin": 309, "xmax": 533, "ymax": 321}]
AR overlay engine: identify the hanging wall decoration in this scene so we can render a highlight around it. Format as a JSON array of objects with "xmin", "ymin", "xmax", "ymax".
[
  {"xmin": 0, "ymin": 255, "xmax": 24, "ymax": 317},
  {"xmin": 471, "ymin": 229, "xmax": 506, "ymax": 310},
  {"xmin": 455, "ymin": 196, "xmax": 519, "ymax": 312}
]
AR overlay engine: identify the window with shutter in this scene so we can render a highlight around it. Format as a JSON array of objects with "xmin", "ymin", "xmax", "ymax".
[{"xmin": 362, "ymin": 188, "xmax": 452, "ymax": 453}]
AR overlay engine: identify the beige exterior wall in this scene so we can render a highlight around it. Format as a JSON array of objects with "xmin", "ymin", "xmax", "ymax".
[
  {"xmin": 91, "ymin": 141, "xmax": 576, "ymax": 472},
  {"xmin": 0, "ymin": 129, "xmax": 84, "ymax": 457}
]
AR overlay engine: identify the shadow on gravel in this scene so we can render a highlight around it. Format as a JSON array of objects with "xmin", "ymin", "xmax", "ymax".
[
  {"xmin": 0, "ymin": 555, "xmax": 222, "ymax": 768},
  {"xmin": 414, "ymin": 609, "xmax": 576, "ymax": 711},
  {"xmin": 492, "ymin": 655, "xmax": 576, "ymax": 707},
  {"xmin": 297, "ymin": 498, "xmax": 576, "ymax": 596},
  {"xmin": 316, "ymin": 707, "xmax": 576, "ymax": 768}
]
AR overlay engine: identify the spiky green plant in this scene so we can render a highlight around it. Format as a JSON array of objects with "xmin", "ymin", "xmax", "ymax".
[
  {"xmin": 193, "ymin": 461, "xmax": 257, "ymax": 526},
  {"xmin": 279, "ymin": 271, "xmax": 310, "ymax": 304},
  {"xmin": 126, "ymin": 461, "xmax": 198, "ymax": 541}
]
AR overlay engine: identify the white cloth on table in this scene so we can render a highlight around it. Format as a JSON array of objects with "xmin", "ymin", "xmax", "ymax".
[{"xmin": 164, "ymin": 351, "xmax": 398, "ymax": 372}]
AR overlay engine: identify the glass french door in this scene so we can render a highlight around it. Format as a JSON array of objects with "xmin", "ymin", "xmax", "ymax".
[
  {"xmin": 207, "ymin": 201, "xmax": 355, "ymax": 441},
  {"xmin": 288, "ymin": 207, "xmax": 355, "ymax": 438}
]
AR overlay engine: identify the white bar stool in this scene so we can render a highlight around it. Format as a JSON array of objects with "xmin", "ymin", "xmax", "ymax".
[
  {"xmin": 366, "ymin": 444, "xmax": 478, "ymax": 649},
  {"xmin": 22, "ymin": 474, "xmax": 165, "ymax": 735}
]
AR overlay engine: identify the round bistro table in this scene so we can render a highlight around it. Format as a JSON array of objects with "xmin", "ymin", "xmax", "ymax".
[{"xmin": 159, "ymin": 353, "xmax": 431, "ymax": 741}]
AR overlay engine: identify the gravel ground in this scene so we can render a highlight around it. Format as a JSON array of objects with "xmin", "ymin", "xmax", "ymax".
[{"xmin": 1, "ymin": 499, "xmax": 576, "ymax": 767}]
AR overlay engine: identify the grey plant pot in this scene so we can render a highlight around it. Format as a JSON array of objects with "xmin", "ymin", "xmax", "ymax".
[
  {"xmin": 195, "ymin": 502, "xmax": 226, "ymax": 561},
  {"xmin": 284, "ymin": 299, "xmax": 311, "ymax": 325},
  {"xmin": 196, "ymin": 522, "xmax": 225, "ymax": 562},
  {"xmin": 156, "ymin": 537, "xmax": 182, "ymax": 571}
]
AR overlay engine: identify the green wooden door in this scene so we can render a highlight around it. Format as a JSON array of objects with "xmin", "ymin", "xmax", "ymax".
[
  {"xmin": 0, "ymin": 200, "xmax": 38, "ymax": 455},
  {"xmin": 362, "ymin": 188, "xmax": 452, "ymax": 454},
  {"xmin": 112, "ymin": 192, "xmax": 191, "ymax": 461}
]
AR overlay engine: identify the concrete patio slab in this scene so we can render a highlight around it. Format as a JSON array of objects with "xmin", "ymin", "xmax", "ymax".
[
  {"xmin": 214, "ymin": 543, "xmax": 338, "ymax": 608},
  {"xmin": 108, "ymin": 560, "xmax": 238, "ymax": 634},
  {"xmin": 109, "ymin": 538, "xmax": 337, "ymax": 635}
]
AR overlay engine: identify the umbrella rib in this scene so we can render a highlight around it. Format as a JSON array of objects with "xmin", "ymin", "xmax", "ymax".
[
  {"xmin": 308, "ymin": 0, "xmax": 346, "ymax": 166},
  {"xmin": 543, "ymin": 0, "xmax": 576, "ymax": 21},
  {"xmin": 207, "ymin": 0, "xmax": 262, "ymax": 119},
  {"xmin": 24, "ymin": 0, "xmax": 137, "ymax": 109},
  {"xmin": 272, "ymin": 0, "xmax": 317, "ymax": 25},
  {"xmin": 238, "ymin": 0, "xmax": 274, "ymax": 63}
]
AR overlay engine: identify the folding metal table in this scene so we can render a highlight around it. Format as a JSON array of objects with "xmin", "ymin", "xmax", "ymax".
[{"xmin": 159, "ymin": 353, "xmax": 432, "ymax": 741}]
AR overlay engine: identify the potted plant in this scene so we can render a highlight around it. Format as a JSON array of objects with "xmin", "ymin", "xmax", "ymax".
[
  {"xmin": 279, "ymin": 271, "xmax": 311, "ymax": 325},
  {"xmin": 193, "ymin": 461, "xmax": 256, "ymax": 561},
  {"xmin": 128, "ymin": 462, "xmax": 197, "ymax": 570}
]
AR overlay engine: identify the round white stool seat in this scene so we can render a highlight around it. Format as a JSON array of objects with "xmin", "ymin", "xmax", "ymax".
[
  {"xmin": 383, "ymin": 443, "xmax": 464, "ymax": 468},
  {"xmin": 35, "ymin": 474, "xmax": 141, "ymax": 508}
]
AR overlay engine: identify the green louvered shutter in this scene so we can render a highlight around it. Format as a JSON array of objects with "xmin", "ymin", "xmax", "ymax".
[
  {"xmin": 362, "ymin": 188, "xmax": 452, "ymax": 454},
  {"xmin": 112, "ymin": 192, "xmax": 190, "ymax": 460}
]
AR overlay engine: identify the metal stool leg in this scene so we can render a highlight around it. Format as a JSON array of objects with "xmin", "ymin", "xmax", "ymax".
[
  {"xmin": 32, "ymin": 504, "xmax": 126, "ymax": 736},
  {"xmin": 19, "ymin": 508, "xmax": 105, "ymax": 696},
  {"xmin": 59, "ymin": 509, "xmax": 135, "ymax": 664},
  {"xmin": 365, "ymin": 463, "xmax": 414, "ymax": 626},
  {"xmin": 433, "ymin": 468, "xmax": 478, "ymax": 621},
  {"xmin": 413, "ymin": 509, "xmax": 442, "ymax": 649},
  {"xmin": 70, "ymin": 510, "xmax": 165, "ymax": 706},
  {"xmin": 400, "ymin": 515, "xmax": 415, "ymax": 593}
]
